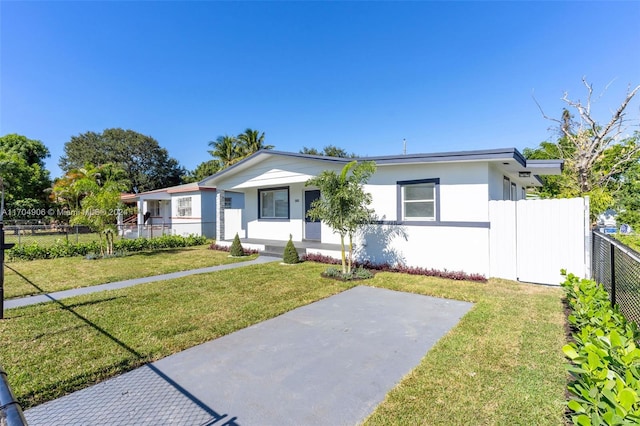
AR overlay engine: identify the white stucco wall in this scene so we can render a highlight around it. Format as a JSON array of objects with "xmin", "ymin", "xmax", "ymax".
[
  {"xmin": 354, "ymin": 224, "xmax": 490, "ymax": 276},
  {"xmin": 367, "ymin": 162, "xmax": 490, "ymax": 222}
]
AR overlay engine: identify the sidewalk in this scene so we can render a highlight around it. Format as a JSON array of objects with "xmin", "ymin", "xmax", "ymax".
[{"xmin": 5, "ymin": 255, "xmax": 281, "ymax": 309}]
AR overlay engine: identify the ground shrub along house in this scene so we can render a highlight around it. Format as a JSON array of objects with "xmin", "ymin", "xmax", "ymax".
[
  {"xmin": 119, "ymin": 182, "xmax": 243, "ymax": 239},
  {"xmin": 202, "ymin": 148, "xmax": 566, "ymax": 279}
]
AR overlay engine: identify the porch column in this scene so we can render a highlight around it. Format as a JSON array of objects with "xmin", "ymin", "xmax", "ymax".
[
  {"xmin": 216, "ymin": 190, "xmax": 225, "ymax": 241},
  {"xmin": 137, "ymin": 199, "xmax": 144, "ymax": 237}
]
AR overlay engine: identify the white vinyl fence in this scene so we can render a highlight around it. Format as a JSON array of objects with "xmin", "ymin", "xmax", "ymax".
[{"xmin": 489, "ymin": 197, "xmax": 590, "ymax": 285}]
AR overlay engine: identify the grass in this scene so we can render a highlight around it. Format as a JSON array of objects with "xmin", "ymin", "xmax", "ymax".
[
  {"xmin": 4, "ymin": 245, "xmax": 257, "ymax": 299},
  {"xmin": 0, "ymin": 263, "xmax": 567, "ymax": 424},
  {"xmin": 615, "ymin": 234, "xmax": 640, "ymax": 253}
]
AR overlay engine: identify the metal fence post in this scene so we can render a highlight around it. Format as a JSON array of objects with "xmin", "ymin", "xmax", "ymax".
[
  {"xmin": 610, "ymin": 242, "xmax": 616, "ymax": 308},
  {"xmin": 0, "ymin": 363, "xmax": 28, "ymax": 425}
]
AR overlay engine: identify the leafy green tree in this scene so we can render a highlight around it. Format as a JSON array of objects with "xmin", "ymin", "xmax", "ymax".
[
  {"xmin": 60, "ymin": 128, "xmax": 184, "ymax": 193},
  {"xmin": 0, "ymin": 134, "xmax": 52, "ymax": 218},
  {"xmin": 300, "ymin": 145, "xmax": 356, "ymax": 158},
  {"xmin": 305, "ymin": 160, "xmax": 376, "ymax": 274},
  {"xmin": 616, "ymin": 158, "xmax": 640, "ymax": 230},
  {"xmin": 183, "ymin": 160, "xmax": 223, "ymax": 183}
]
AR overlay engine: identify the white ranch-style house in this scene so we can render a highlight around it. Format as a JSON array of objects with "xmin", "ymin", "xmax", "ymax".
[
  {"xmin": 119, "ymin": 182, "xmax": 242, "ymax": 239},
  {"xmin": 201, "ymin": 148, "xmax": 578, "ymax": 282}
]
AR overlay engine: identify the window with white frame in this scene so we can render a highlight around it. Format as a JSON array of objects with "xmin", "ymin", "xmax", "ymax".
[
  {"xmin": 147, "ymin": 200, "xmax": 160, "ymax": 217},
  {"xmin": 177, "ymin": 197, "xmax": 192, "ymax": 217},
  {"xmin": 400, "ymin": 181, "xmax": 436, "ymax": 221},
  {"xmin": 259, "ymin": 187, "xmax": 289, "ymax": 219}
]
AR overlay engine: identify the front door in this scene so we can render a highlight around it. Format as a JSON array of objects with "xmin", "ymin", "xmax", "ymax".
[{"xmin": 304, "ymin": 190, "xmax": 321, "ymax": 241}]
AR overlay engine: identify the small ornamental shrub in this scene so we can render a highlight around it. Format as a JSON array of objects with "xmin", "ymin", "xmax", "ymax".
[
  {"xmin": 229, "ymin": 233, "xmax": 245, "ymax": 257},
  {"xmin": 283, "ymin": 235, "xmax": 300, "ymax": 264}
]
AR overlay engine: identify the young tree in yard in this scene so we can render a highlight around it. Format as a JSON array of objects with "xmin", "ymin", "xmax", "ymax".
[
  {"xmin": 529, "ymin": 79, "xmax": 640, "ymax": 218},
  {"xmin": 305, "ymin": 160, "xmax": 376, "ymax": 275},
  {"xmin": 56, "ymin": 164, "xmax": 128, "ymax": 255}
]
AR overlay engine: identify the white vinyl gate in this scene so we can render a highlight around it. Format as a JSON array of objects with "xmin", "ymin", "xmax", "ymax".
[{"xmin": 489, "ymin": 197, "xmax": 590, "ymax": 285}]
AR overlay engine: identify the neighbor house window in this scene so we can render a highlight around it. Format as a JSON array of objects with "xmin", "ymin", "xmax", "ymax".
[
  {"xmin": 522, "ymin": 187, "xmax": 526, "ymax": 200},
  {"xmin": 259, "ymin": 187, "xmax": 289, "ymax": 219},
  {"xmin": 223, "ymin": 197, "xmax": 232, "ymax": 209},
  {"xmin": 147, "ymin": 200, "xmax": 160, "ymax": 216},
  {"xmin": 177, "ymin": 197, "xmax": 192, "ymax": 217},
  {"xmin": 398, "ymin": 179, "xmax": 437, "ymax": 221},
  {"xmin": 503, "ymin": 177, "xmax": 511, "ymax": 200},
  {"xmin": 511, "ymin": 182, "xmax": 517, "ymax": 201}
]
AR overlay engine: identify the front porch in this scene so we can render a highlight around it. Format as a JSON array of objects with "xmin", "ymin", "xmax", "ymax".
[{"xmin": 216, "ymin": 238, "xmax": 343, "ymax": 259}]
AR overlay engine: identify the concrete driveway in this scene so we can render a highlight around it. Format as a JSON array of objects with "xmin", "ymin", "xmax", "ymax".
[{"xmin": 25, "ymin": 285, "xmax": 473, "ymax": 426}]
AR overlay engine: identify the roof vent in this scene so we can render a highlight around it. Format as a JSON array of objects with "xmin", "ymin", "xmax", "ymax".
[{"xmin": 519, "ymin": 171, "xmax": 531, "ymax": 178}]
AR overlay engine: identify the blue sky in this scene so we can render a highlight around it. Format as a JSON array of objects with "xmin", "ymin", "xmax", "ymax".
[{"xmin": 2, "ymin": 1, "xmax": 639, "ymax": 179}]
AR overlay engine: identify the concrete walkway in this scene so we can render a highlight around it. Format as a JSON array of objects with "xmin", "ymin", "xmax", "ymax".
[
  {"xmin": 5, "ymin": 255, "xmax": 281, "ymax": 309},
  {"xmin": 24, "ymin": 286, "xmax": 473, "ymax": 426}
]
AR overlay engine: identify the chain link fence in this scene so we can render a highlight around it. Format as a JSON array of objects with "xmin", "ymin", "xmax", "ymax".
[
  {"xmin": 2, "ymin": 223, "xmax": 95, "ymax": 247},
  {"xmin": 592, "ymin": 231, "xmax": 640, "ymax": 325}
]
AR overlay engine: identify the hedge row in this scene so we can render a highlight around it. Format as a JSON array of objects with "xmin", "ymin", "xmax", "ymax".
[
  {"xmin": 7, "ymin": 235, "xmax": 209, "ymax": 261},
  {"xmin": 562, "ymin": 272, "xmax": 640, "ymax": 425},
  {"xmin": 301, "ymin": 252, "xmax": 487, "ymax": 282}
]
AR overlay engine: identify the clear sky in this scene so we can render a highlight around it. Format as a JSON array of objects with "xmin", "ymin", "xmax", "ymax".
[{"xmin": 1, "ymin": 1, "xmax": 639, "ymax": 179}]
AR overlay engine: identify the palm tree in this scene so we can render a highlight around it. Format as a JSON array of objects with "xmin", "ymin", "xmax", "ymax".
[
  {"xmin": 237, "ymin": 128, "xmax": 273, "ymax": 157},
  {"xmin": 208, "ymin": 135, "xmax": 241, "ymax": 168}
]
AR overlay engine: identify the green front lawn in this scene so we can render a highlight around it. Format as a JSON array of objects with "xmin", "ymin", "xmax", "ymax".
[
  {"xmin": 4, "ymin": 245, "xmax": 257, "ymax": 299},
  {"xmin": 0, "ymin": 262, "xmax": 567, "ymax": 424}
]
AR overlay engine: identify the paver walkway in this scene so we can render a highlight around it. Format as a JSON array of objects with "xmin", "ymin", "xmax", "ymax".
[
  {"xmin": 24, "ymin": 286, "xmax": 473, "ymax": 426},
  {"xmin": 5, "ymin": 255, "xmax": 281, "ymax": 309}
]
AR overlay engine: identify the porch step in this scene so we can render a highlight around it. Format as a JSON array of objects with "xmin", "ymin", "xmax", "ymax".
[{"xmin": 262, "ymin": 245, "xmax": 306, "ymax": 258}]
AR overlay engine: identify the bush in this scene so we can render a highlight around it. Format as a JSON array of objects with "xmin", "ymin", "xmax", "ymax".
[
  {"xmin": 7, "ymin": 235, "xmax": 208, "ymax": 261},
  {"xmin": 561, "ymin": 272, "xmax": 640, "ymax": 425},
  {"xmin": 229, "ymin": 233, "xmax": 245, "ymax": 257},
  {"xmin": 283, "ymin": 235, "xmax": 300, "ymax": 264}
]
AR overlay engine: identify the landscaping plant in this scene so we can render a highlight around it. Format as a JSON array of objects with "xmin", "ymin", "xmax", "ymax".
[
  {"xmin": 229, "ymin": 233, "xmax": 245, "ymax": 257},
  {"xmin": 283, "ymin": 235, "xmax": 300, "ymax": 264},
  {"xmin": 561, "ymin": 272, "xmax": 640, "ymax": 425}
]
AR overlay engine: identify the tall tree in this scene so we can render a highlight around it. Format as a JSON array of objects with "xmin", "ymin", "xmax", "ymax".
[
  {"xmin": 208, "ymin": 135, "xmax": 242, "ymax": 168},
  {"xmin": 300, "ymin": 145, "xmax": 356, "ymax": 158},
  {"xmin": 530, "ymin": 79, "xmax": 640, "ymax": 217},
  {"xmin": 59, "ymin": 128, "xmax": 184, "ymax": 193},
  {"xmin": 237, "ymin": 128, "xmax": 273, "ymax": 156},
  {"xmin": 305, "ymin": 160, "xmax": 376, "ymax": 274},
  {"xmin": 0, "ymin": 134, "xmax": 52, "ymax": 218}
]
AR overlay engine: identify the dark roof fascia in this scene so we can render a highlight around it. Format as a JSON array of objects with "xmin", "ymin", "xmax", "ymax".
[
  {"xmin": 357, "ymin": 148, "xmax": 527, "ymax": 167},
  {"xmin": 526, "ymin": 159, "xmax": 565, "ymax": 172}
]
